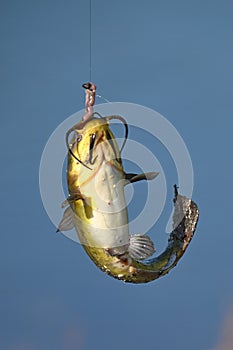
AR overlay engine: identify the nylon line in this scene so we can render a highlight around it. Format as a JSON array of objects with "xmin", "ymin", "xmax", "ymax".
[{"xmin": 89, "ymin": 0, "xmax": 92, "ymax": 81}]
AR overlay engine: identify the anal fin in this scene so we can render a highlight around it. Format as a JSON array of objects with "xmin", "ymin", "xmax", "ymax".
[{"xmin": 128, "ymin": 234, "xmax": 155, "ymax": 261}]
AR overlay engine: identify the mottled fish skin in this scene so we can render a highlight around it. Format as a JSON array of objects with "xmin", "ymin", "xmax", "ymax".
[{"xmin": 60, "ymin": 116, "xmax": 199, "ymax": 283}]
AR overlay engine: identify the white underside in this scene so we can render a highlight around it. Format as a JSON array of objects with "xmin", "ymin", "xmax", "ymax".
[{"xmin": 75, "ymin": 159, "xmax": 130, "ymax": 250}]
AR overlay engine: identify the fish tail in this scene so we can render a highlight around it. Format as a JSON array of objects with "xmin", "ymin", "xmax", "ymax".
[{"xmin": 106, "ymin": 187, "xmax": 199, "ymax": 284}]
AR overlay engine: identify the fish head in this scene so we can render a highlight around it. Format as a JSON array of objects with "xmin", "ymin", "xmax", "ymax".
[{"xmin": 67, "ymin": 117, "xmax": 123, "ymax": 191}]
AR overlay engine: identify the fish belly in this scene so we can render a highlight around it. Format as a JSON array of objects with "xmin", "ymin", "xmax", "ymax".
[{"xmin": 76, "ymin": 161, "xmax": 129, "ymax": 250}]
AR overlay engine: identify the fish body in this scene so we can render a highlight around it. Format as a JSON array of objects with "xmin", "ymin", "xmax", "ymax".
[{"xmin": 58, "ymin": 115, "xmax": 199, "ymax": 283}]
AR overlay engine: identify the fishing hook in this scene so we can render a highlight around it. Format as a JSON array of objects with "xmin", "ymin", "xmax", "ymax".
[{"xmin": 104, "ymin": 115, "xmax": 129, "ymax": 154}]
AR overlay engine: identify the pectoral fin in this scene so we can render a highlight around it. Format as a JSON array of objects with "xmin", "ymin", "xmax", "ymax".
[
  {"xmin": 57, "ymin": 206, "xmax": 74, "ymax": 232},
  {"xmin": 125, "ymin": 172, "xmax": 159, "ymax": 185},
  {"xmin": 61, "ymin": 192, "xmax": 83, "ymax": 208},
  {"xmin": 128, "ymin": 234, "xmax": 155, "ymax": 261}
]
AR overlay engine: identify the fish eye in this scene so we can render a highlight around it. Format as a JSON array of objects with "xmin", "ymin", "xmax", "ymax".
[{"xmin": 76, "ymin": 133, "xmax": 82, "ymax": 142}]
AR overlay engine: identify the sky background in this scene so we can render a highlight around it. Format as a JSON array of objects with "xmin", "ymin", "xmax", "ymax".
[{"xmin": 1, "ymin": 0, "xmax": 233, "ymax": 349}]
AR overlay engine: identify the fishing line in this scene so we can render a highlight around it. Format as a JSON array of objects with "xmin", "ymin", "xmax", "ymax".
[
  {"xmin": 88, "ymin": 1, "xmax": 111, "ymax": 103},
  {"xmin": 96, "ymin": 94, "xmax": 111, "ymax": 103},
  {"xmin": 89, "ymin": 0, "xmax": 92, "ymax": 81}
]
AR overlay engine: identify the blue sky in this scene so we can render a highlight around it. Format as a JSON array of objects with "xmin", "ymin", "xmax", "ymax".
[{"xmin": 1, "ymin": 0, "xmax": 233, "ymax": 349}]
